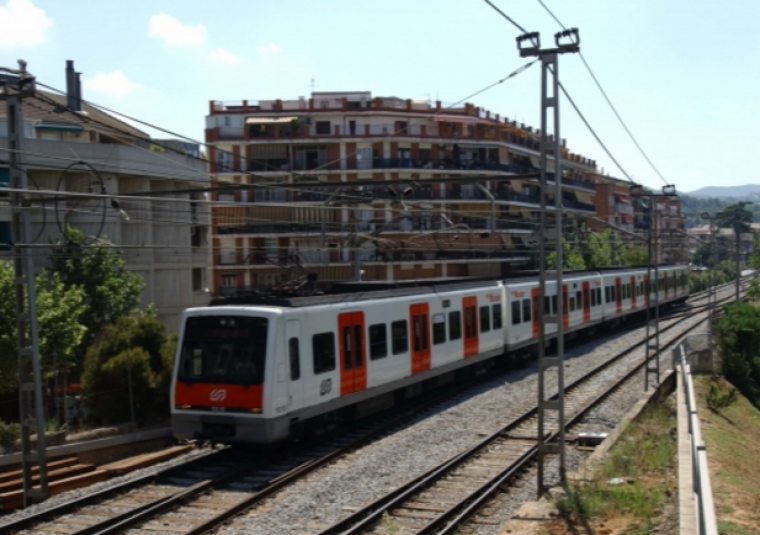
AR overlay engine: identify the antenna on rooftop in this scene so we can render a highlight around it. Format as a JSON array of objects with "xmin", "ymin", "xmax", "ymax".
[{"xmin": 310, "ymin": 77, "xmax": 318, "ymax": 91}]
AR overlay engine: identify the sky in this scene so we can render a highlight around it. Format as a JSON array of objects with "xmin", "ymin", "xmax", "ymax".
[{"xmin": 0, "ymin": 0, "xmax": 758, "ymax": 197}]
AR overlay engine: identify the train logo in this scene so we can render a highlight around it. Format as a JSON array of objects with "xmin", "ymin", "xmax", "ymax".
[{"xmin": 209, "ymin": 389, "xmax": 227, "ymax": 402}]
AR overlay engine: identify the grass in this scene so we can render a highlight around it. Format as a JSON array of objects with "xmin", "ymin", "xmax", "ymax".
[
  {"xmin": 377, "ymin": 512, "xmax": 402, "ymax": 535},
  {"xmin": 694, "ymin": 375, "xmax": 760, "ymax": 533},
  {"xmin": 552, "ymin": 403, "xmax": 676, "ymax": 533}
]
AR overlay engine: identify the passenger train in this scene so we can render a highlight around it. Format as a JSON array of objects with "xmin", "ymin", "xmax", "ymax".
[{"xmin": 171, "ymin": 265, "xmax": 689, "ymax": 444}]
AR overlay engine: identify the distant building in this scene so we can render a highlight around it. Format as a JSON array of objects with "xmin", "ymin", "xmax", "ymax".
[
  {"xmin": 204, "ymin": 90, "xmax": 601, "ymax": 296},
  {"xmin": 0, "ymin": 61, "xmax": 210, "ymax": 330}
]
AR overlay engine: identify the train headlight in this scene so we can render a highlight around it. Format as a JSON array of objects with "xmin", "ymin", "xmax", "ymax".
[
  {"xmin": 177, "ymin": 404, "xmax": 191, "ymax": 410},
  {"xmin": 248, "ymin": 408, "xmax": 262, "ymax": 414}
]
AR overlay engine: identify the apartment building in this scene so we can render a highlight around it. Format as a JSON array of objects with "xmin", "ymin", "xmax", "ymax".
[
  {"xmin": 0, "ymin": 61, "xmax": 210, "ymax": 330},
  {"xmin": 588, "ymin": 174, "xmax": 686, "ymax": 263},
  {"xmin": 204, "ymin": 90, "xmax": 603, "ymax": 296}
]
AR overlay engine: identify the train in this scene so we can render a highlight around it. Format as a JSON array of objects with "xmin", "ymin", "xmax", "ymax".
[{"xmin": 171, "ymin": 265, "xmax": 689, "ymax": 444}]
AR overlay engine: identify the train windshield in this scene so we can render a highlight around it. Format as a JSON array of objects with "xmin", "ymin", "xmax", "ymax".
[{"xmin": 178, "ymin": 316, "xmax": 268, "ymax": 386}]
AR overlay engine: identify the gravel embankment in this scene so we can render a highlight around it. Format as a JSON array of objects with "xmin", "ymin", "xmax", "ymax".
[{"xmin": 213, "ymin": 305, "xmax": 711, "ymax": 535}]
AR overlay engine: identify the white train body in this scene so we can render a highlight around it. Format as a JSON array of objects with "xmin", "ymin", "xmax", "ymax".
[{"xmin": 171, "ymin": 266, "xmax": 689, "ymax": 444}]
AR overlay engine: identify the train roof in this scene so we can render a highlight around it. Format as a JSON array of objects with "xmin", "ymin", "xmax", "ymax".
[{"xmin": 207, "ymin": 265, "xmax": 689, "ymax": 309}]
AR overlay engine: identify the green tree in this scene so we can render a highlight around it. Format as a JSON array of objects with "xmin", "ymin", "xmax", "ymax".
[
  {"xmin": 49, "ymin": 228, "xmax": 145, "ymax": 351},
  {"xmin": 547, "ymin": 238, "xmax": 586, "ymax": 270},
  {"xmin": 585, "ymin": 230, "xmax": 612, "ymax": 268},
  {"xmin": 619, "ymin": 244, "xmax": 649, "ymax": 266},
  {"xmin": 715, "ymin": 302, "xmax": 760, "ymax": 399},
  {"xmin": 0, "ymin": 262, "xmax": 87, "ymax": 393},
  {"xmin": 81, "ymin": 312, "xmax": 174, "ymax": 424}
]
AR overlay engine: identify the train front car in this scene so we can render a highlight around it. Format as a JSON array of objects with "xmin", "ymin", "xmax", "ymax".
[{"xmin": 171, "ymin": 307, "xmax": 287, "ymax": 444}]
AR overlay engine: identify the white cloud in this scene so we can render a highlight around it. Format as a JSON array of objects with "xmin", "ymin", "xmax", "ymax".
[
  {"xmin": 210, "ymin": 47, "xmax": 243, "ymax": 65},
  {"xmin": 257, "ymin": 43, "xmax": 281, "ymax": 56},
  {"xmin": 83, "ymin": 71, "xmax": 142, "ymax": 99},
  {"xmin": 0, "ymin": 0, "xmax": 52, "ymax": 47},
  {"xmin": 148, "ymin": 13, "xmax": 207, "ymax": 46}
]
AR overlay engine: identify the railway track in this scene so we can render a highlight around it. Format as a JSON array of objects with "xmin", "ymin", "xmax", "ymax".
[
  {"xmin": 314, "ymin": 287, "xmax": 743, "ymax": 535},
  {"xmin": 2, "ymin": 278, "xmax": 747, "ymax": 535}
]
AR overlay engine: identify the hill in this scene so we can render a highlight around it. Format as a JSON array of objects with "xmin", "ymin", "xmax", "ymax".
[{"xmin": 687, "ymin": 185, "xmax": 760, "ymax": 198}]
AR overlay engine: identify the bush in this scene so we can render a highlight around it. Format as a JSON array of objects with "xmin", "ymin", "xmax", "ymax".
[
  {"xmin": 715, "ymin": 303, "xmax": 760, "ymax": 399},
  {"xmin": 82, "ymin": 312, "xmax": 175, "ymax": 425},
  {"xmin": 0, "ymin": 420, "xmax": 21, "ymax": 452},
  {"xmin": 706, "ymin": 379, "xmax": 738, "ymax": 413},
  {"xmin": 84, "ymin": 347, "xmax": 155, "ymax": 425}
]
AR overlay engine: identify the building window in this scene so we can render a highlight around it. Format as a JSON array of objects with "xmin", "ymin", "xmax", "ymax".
[
  {"xmin": 448, "ymin": 311, "xmax": 462, "ymax": 340},
  {"xmin": 192, "ymin": 268, "xmax": 204, "ymax": 291},
  {"xmin": 289, "ymin": 338, "xmax": 301, "ymax": 380},
  {"xmin": 369, "ymin": 323, "xmax": 388, "ymax": 360},
  {"xmin": 312, "ymin": 332, "xmax": 336, "ymax": 374},
  {"xmin": 216, "ymin": 150, "xmax": 234, "ymax": 172},
  {"xmin": 315, "ymin": 121, "xmax": 331, "ymax": 135},
  {"xmin": 391, "ymin": 320, "xmax": 408, "ymax": 355},
  {"xmin": 221, "ymin": 274, "xmax": 237, "ymax": 287}
]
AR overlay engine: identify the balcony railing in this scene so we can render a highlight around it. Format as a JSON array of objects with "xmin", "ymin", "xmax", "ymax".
[{"xmin": 615, "ymin": 203, "xmax": 634, "ymax": 214}]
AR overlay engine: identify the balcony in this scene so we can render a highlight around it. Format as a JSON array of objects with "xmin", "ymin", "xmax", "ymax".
[{"xmin": 615, "ymin": 203, "xmax": 634, "ymax": 214}]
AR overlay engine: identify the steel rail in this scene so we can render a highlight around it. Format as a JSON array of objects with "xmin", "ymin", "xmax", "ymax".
[{"xmin": 317, "ymin": 284, "xmax": 744, "ymax": 535}]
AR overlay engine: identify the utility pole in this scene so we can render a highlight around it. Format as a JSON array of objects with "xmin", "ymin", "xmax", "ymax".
[
  {"xmin": 632, "ymin": 184, "xmax": 676, "ymax": 391},
  {"xmin": 702, "ymin": 213, "xmax": 716, "ymax": 361},
  {"xmin": 1, "ymin": 61, "xmax": 49, "ymax": 506},
  {"xmin": 518, "ymin": 28, "xmax": 579, "ymax": 496}
]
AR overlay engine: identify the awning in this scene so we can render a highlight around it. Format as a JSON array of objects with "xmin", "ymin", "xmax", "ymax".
[
  {"xmin": 245, "ymin": 116, "xmax": 298, "ymax": 125},
  {"xmin": 529, "ymin": 155, "xmax": 556, "ymax": 172},
  {"xmin": 249, "ymin": 143, "xmax": 288, "ymax": 158},
  {"xmin": 35, "ymin": 122, "xmax": 83, "ymax": 132},
  {"xmin": 433, "ymin": 115, "xmax": 484, "ymax": 124}
]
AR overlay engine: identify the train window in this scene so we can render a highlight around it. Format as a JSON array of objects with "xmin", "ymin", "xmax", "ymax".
[
  {"xmin": 605, "ymin": 287, "xmax": 610, "ymax": 303},
  {"xmin": 543, "ymin": 296, "xmax": 550, "ymax": 316},
  {"xmin": 568, "ymin": 296, "xmax": 575, "ymax": 312},
  {"xmin": 480, "ymin": 306, "xmax": 491, "ymax": 333},
  {"xmin": 449, "ymin": 311, "xmax": 462, "ymax": 340},
  {"xmin": 596, "ymin": 288, "xmax": 601, "ymax": 305},
  {"xmin": 590, "ymin": 289, "xmax": 596, "ymax": 306},
  {"xmin": 576, "ymin": 291, "xmax": 582, "ymax": 307},
  {"xmin": 392, "ymin": 320, "xmax": 408, "ymax": 355},
  {"xmin": 522, "ymin": 298, "xmax": 531, "ymax": 323},
  {"xmin": 312, "ymin": 332, "xmax": 336, "ymax": 374},
  {"xmin": 178, "ymin": 316, "xmax": 268, "ymax": 387},
  {"xmin": 343, "ymin": 326, "xmax": 352, "ymax": 370},
  {"xmin": 433, "ymin": 314, "xmax": 446, "ymax": 345},
  {"xmin": 551, "ymin": 295, "xmax": 557, "ymax": 315},
  {"xmin": 511, "ymin": 301, "xmax": 521, "ymax": 324},
  {"xmin": 421, "ymin": 314, "xmax": 429, "ymax": 350},
  {"xmin": 492, "ymin": 304, "xmax": 502, "ymax": 329},
  {"xmin": 611, "ymin": 286, "xmax": 616, "ymax": 302},
  {"xmin": 369, "ymin": 323, "xmax": 388, "ymax": 360},
  {"xmin": 354, "ymin": 325, "xmax": 363, "ymax": 367},
  {"xmin": 289, "ymin": 337, "xmax": 301, "ymax": 381}
]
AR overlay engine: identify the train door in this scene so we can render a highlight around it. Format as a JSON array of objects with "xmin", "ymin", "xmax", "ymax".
[
  {"xmin": 285, "ymin": 320, "xmax": 304, "ymax": 412},
  {"xmin": 410, "ymin": 303, "xmax": 431, "ymax": 374},
  {"xmin": 338, "ymin": 311, "xmax": 367, "ymax": 396},
  {"xmin": 630, "ymin": 276, "xmax": 637, "ymax": 309},
  {"xmin": 562, "ymin": 285, "xmax": 569, "ymax": 328},
  {"xmin": 582, "ymin": 282, "xmax": 591, "ymax": 323},
  {"xmin": 615, "ymin": 278, "xmax": 622, "ymax": 314},
  {"xmin": 531, "ymin": 287, "xmax": 540, "ymax": 337},
  {"xmin": 462, "ymin": 296, "xmax": 479, "ymax": 358}
]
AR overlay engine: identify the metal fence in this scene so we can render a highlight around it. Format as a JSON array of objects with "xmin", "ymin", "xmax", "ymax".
[{"xmin": 674, "ymin": 337, "xmax": 718, "ymax": 535}]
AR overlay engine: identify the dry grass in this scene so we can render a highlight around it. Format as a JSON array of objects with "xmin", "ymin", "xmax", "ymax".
[{"xmin": 695, "ymin": 375, "xmax": 760, "ymax": 534}]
